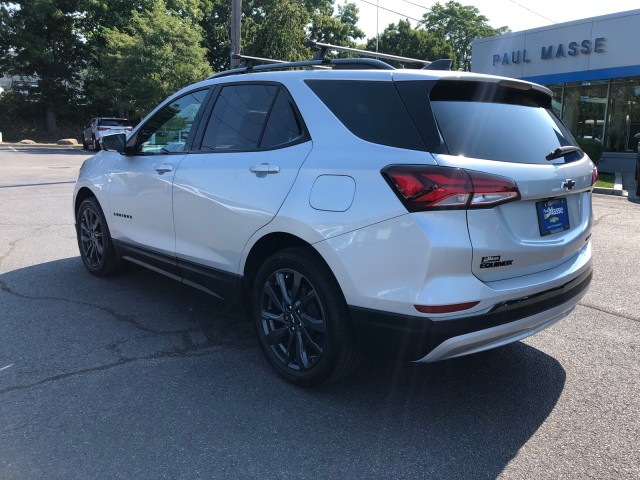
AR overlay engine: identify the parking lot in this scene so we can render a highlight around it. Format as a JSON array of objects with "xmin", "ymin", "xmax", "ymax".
[{"xmin": 0, "ymin": 146, "xmax": 638, "ymax": 479}]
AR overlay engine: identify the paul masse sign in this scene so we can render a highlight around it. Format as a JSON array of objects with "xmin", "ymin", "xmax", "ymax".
[
  {"xmin": 491, "ymin": 38, "xmax": 606, "ymax": 67},
  {"xmin": 471, "ymin": 10, "xmax": 640, "ymax": 81}
]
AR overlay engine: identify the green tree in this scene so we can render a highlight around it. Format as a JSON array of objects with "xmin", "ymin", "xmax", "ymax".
[
  {"xmin": 200, "ymin": 0, "xmax": 365, "ymax": 73},
  {"xmin": 0, "ymin": 0, "xmax": 86, "ymax": 131},
  {"xmin": 307, "ymin": 1, "xmax": 364, "ymax": 46},
  {"xmin": 420, "ymin": 1, "xmax": 508, "ymax": 71},
  {"xmin": 85, "ymin": 0, "xmax": 209, "ymax": 33},
  {"xmin": 365, "ymin": 19, "xmax": 453, "ymax": 66},
  {"xmin": 246, "ymin": 0, "xmax": 310, "ymax": 61},
  {"xmin": 86, "ymin": 0, "xmax": 211, "ymax": 119}
]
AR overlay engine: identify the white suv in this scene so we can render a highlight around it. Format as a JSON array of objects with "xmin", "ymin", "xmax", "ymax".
[
  {"xmin": 73, "ymin": 45, "xmax": 595, "ymax": 386},
  {"xmin": 81, "ymin": 117, "xmax": 132, "ymax": 151}
]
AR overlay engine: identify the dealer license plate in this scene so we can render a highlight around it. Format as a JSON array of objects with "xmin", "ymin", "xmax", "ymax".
[{"xmin": 536, "ymin": 197, "xmax": 570, "ymax": 237}]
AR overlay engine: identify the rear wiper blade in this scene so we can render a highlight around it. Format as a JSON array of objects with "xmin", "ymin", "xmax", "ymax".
[{"xmin": 545, "ymin": 146, "xmax": 582, "ymax": 161}]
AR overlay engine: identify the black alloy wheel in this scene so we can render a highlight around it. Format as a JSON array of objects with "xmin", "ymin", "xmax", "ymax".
[
  {"xmin": 260, "ymin": 267, "xmax": 327, "ymax": 372},
  {"xmin": 252, "ymin": 248, "xmax": 360, "ymax": 387},
  {"xmin": 76, "ymin": 197, "xmax": 121, "ymax": 276}
]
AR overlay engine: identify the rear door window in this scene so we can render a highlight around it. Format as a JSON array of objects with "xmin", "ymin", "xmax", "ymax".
[
  {"xmin": 201, "ymin": 84, "xmax": 276, "ymax": 151},
  {"xmin": 199, "ymin": 84, "xmax": 307, "ymax": 151},
  {"xmin": 261, "ymin": 90, "xmax": 304, "ymax": 149}
]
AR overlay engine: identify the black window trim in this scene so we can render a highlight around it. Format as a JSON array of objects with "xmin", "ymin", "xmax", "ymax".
[{"xmin": 191, "ymin": 80, "xmax": 311, "ymax": 155}]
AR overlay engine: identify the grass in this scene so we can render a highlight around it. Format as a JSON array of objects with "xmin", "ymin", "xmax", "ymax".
[{"xmin": 596, "ymin": 172, "xmax": 615, "ymax": 188}]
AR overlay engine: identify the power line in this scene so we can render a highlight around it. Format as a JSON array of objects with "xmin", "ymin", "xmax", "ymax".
[
  {"xmin": 357, "ymin": 0, "xmax": 423, "ymax": 24},
  {"xmin": 398, "ymin": 0, "xmax": 493, "ymax": 27},
  {"xmin": 507, "ymin": 0, "xmax": 556, "ymax": 24},
  {"xmin": 359, "ymin": 0, "xmax": 507, "ymax": 30}
]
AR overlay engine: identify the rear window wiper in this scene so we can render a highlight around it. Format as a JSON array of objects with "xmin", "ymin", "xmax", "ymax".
[{"xmin": 545, "ymin": 146, "xmax": 582, "ymax": 161}]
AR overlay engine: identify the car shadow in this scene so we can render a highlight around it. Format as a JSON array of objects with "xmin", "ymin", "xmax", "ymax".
[{"xmin": 0, "ymin": 257, "xmax": 566, "ymax": 478}]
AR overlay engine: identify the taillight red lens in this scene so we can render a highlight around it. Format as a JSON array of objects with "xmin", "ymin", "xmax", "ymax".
[
  {"xmin": 591, "ymin": 165, "xmax": 598, "ymax": 186},
  {"xmin": 382, "ymin": 165, "xmax": 520, "ymax": 211},
  {"xmin": 97, "ymin": 127, "xmax": 109, "ymax": 131}
]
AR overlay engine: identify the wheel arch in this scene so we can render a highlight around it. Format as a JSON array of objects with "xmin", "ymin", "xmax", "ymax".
[
  {"xmin": 74, "ymin": 187, "xmax": 98, "ymax": 217},
  {"xmin": 242, "ymin": 232, "xmax": 343, "ymax": 304}
]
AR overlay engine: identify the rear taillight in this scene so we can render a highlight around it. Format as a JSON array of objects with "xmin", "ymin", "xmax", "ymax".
[
  {"xmin": 381, "ymin": 165, "xmax": 520, "ymax": 211},
  {"xmin": 97, "ymin": 127, "xmax": 109, "ymax": 131},
  {"xmin": 126, "ymin": 127, "xmax": 133, "ymax": 131},
  {"xmin": 591, "ymin": 165, "xmax": 598, "ymax": 186}
]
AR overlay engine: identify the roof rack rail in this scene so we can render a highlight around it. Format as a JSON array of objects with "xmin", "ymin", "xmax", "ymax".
[
  {"xmin": 305, "ymin": 40, "xmax": 451, "ymax": 71},
  {"xmin": 306, "ymin": 40, "xmax": 424, "ymax": 65},
  {"xmin": 210, "ymin": 57, "xmax": 394, "ymax": 79},
  {"xmin": 232, "ymin": 53, "xmax": 288, "ymax": 66},
  {"xmin": 208, "ymin": 41, "xmax": 452, "ymax": 79}
]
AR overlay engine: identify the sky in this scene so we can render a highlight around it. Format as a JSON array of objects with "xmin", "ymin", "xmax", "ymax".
[{"xmin": 348, "ymin": 0, "xmax": 640, "ymax": 39}]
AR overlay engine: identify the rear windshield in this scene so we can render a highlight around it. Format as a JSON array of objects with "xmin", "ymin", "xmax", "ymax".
[
  {"xmin": 429, "ymin": 81, "xmax": 581, "ymax": 164},
  {"xmin": 99, "ymin": 119, "xmax": 128, "ymax": 126}
]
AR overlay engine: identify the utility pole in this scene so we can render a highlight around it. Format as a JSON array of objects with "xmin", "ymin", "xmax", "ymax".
[
  {"xmin": 376, "ymin": 0, "xmax": 379, "ymax": 53},
  {"xmin": 230, "ymin": 0, "xmax": 242, "ymax": 68}
]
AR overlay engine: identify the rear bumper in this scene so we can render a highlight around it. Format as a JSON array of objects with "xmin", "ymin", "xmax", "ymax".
[{"xmin": 349, "ymin": 266, "xmax": 592, "ymax": 362}]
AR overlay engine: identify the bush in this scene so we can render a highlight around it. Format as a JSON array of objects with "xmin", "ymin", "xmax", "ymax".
[{"xmin": 576, "ymin": 137, "xmax": 603, "ymax": 164}]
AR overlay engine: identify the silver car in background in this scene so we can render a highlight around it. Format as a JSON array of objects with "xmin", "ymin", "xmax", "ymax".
[{"xmin": 81, "ymin": 117, "xmax": 132, "ymax": 151}]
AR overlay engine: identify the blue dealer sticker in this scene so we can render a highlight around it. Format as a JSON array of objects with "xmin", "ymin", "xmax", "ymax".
[{"xmin": 536, "ymin": 197, "xmax": 570, "ymax": 236}]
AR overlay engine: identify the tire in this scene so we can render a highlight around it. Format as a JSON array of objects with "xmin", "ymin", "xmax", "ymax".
[
  {"xmin": 92, "ymin": 136, "xmax": 100, "ymax": 151},
  {"xmin": 252, "ymin": 248, "xmax": 361, "ymax": 387},
  {"xmin": 76, "ymin": 197, "xmax": 122, "ymax": 276},
  {"xmin": 81, "ymin": 135, "xmax": 89, "ymax": 150}
]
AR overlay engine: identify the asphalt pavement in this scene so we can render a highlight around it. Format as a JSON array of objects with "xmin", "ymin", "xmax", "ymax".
[{"xmin": 0, "ymin": 147, "xmax": 638, "ymax": 479}]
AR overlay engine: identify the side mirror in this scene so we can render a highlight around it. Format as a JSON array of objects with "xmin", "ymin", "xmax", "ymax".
[{"xmin": 101, "ymin": 133, "xmax": 127, "ymax": 153}]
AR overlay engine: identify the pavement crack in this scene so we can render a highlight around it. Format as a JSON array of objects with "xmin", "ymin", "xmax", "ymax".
[
  {"xmin": 0, "ymin": 281, "xmax": 216, "ymax": 336},
  {"xmin": 579, "ymin": 301, "xmax": 640, "ymax": 324},
  {"xmin": 0, "ymin": 280, "xmax": 159, "ymax": 332},
  {"xmin": 0, "ymin": 359, "xmax": 133, "ymax": 395},
  {"xmin": 0, "ymin": 225, "xmax": 50, "ymax": 272},
  {"xmin": 592, "ymin": 211, "xmax": 621, "ymax": 228},
  {"xmin": 0, "ymin": 344, "xmax": 253, "ymax": 396}
]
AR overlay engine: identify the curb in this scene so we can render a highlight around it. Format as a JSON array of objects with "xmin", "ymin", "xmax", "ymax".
[
  {"xmin": 0, "ymin": 143, "xmax": 83, "ymax": 149},
  {"xmin": 593, "ymin": 172, "xmax": 624, "ymax": 196}
]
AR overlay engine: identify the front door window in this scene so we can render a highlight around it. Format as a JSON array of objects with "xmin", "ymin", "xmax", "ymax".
[{"xmin": 135, "ymin": 89, "xmax": 208, "ymax": 154}]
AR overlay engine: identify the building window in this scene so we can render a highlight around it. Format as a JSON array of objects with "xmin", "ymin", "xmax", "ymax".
[
  {"xmin": 562, "ymin": 81, "xmax": 608, "ymax": 143},
  {"xmin": 548, "ymin": 84, "xmax": 564, "ymax": 118},
  {"xmin": 604, "ymin": 77, "xmax": 640, "ymax": 153}
]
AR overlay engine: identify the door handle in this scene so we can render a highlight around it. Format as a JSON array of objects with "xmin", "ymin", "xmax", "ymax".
[
  {"xmin": 155, "ymin": 164, "xmax": 173, "ymax": 174},
  {"xmin": 250, "ymin": 163, "xmax": 280, "ymax": 174}
]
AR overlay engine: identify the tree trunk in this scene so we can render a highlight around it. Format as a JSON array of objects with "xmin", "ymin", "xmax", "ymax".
[{"xmin": 46, "ymin": 106, "xmax": 57, "ymax": 132}]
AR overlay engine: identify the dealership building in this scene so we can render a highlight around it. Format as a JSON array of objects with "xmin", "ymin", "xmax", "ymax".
[{"xmin": 472, "ymin": 9, "xmax": 640, "ymax": 173}]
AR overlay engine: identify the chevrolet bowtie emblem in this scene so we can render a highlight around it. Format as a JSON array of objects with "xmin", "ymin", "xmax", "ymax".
[{"xmin": 561, "ymin": 179, "xmax": 576, "ymax": 190}]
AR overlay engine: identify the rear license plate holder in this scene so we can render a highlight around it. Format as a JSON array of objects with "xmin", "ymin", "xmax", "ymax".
[{"xmin": 536, "ymin": 197, "xmax": 570, "ymax": 237}]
